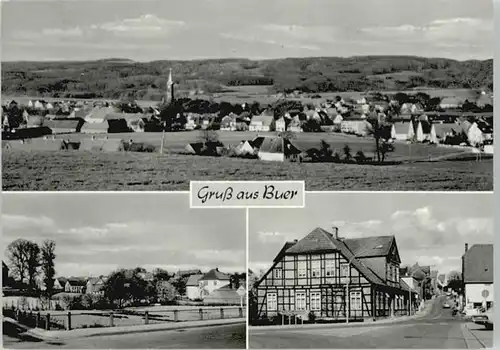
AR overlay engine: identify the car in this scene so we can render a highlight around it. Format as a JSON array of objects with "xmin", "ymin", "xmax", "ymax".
[
  {"xmin": 472, "ymin": 307, "xmax": 494, "ymax": 330},
  {"xmin": 443, "ymin": 303, "xmax": 451, "ymax": 309}
]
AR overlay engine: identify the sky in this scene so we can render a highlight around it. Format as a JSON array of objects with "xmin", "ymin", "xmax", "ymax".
[
  {"xmin": 0, "ymin": 0, "xmax": 493, "ymax": 61},
  {"xmin": 249, "ymin": 192, "xmax": 494, "ymax": 278},
  {"xmin": 2, "ymin": 193, "xmax": 246, "ymax": 278}
]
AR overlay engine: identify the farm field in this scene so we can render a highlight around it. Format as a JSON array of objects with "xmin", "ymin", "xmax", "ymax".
[
  {"xmin": 2, "ymin": 150, "xmax": 492, "ymax": 191},
  {"xmin": 48, "ymin": 130, "xmax": 467, "ymax": 162},
  {"xmin": 2, "ymin": 88, "xmax": 483, "ymax": 107}
]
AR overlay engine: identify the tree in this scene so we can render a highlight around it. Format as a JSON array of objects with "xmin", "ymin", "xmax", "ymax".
[
  {"xmin": 157, "ymin": 281, "xmax": 177, "ymax": 303},
  {"xmin": 40, "ymin": 240, "xmax": 56, "ymax": 296},
  {"xmin": 198, "ymin": 129, "xmax": 219, "ymax": 143},
  {"xmin": 103, "ymin": 270, "xmax": 129, "ymax": 308},
  {"xmin": 171, "ymin": 277, "xmax": 187, "ymax": 296},
  {"xmin": 446, "ymin": 270, "xmax": 463, "ymax": 294},
  {"xmin": 6, "ymin": 239, "xmax": 30, "ymax": 284},
  {"xmin": 25, "ymin": 241, "xmax": 41, "ymax": 291},
  {"xmin": 343, "ymin": 144, "xmax": 352, "ymax": 161}
]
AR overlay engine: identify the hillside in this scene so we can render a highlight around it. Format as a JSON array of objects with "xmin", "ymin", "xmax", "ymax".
[{"xmin": 1, "ymin": 56, "xmax": 493, "ymax": 101}]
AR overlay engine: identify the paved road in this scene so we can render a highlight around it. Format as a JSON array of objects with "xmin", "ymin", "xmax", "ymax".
[
  {"xmin": 3, "ymin": 323, "xmax": 246, "ymax": 349},
  {"xmin": 249, "ymin": 296, "xmax": 493, "ymax": 349}
]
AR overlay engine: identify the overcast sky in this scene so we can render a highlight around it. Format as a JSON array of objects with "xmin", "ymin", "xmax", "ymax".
[
  {"xmin": 1, "ymin": 0, "xmax": 493, "ymax": 61},
  {"xmin": 2, "ymin": 193, "xmax": 246, "ymax": 278},
  {"xmin": 249, "ymin": 192, "xmax": 493, "ymax": 277}
]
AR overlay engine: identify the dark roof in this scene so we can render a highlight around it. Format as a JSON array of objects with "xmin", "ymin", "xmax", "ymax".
[
  {"xmin": 186, "ymin": 274, "xmax": 204, "ymax": 286},
  {"xmin": 199, "ymin": 268, "xmax": 230, "ymax": 281},
  {"xmin": 343, "ymin": 236, "xmax": 394, "ymax": 258},
  {"xmin": 273, "ymin": 241, "xmax": 298, "ymax": 262},
  {"xmin": 419, "ymin": 120, "xmax": 432, "ymax": 134},
  {"xmin": 176, "ymin": 269, "xmax": 202, "ymax": 277},
  {"xmin": 67, "ymin": 278, "xmax": 86, "ymax": 286},
  {"xmin": 463, "ymin": 244, "xmax": 493, "ymax": 283},
  {"xmin": 44, "ymin": 119, "xmax": 82, "ymax": 129},
  {"xmin": 284, "ymin": 227, "xmax": 386, "ymax": 286}
]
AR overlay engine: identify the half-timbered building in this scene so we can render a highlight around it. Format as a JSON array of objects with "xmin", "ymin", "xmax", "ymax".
[{"xmin": 255, "ymin": 227, "xmax": 418, "ymax": 322}]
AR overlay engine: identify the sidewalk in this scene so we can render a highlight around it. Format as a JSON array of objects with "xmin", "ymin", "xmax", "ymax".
[
  {"xmin": 4, "ymin": 317, "xmax": 246, "ymax": 341},
  {"xmin": 249, "ymin": 300, "xmax": 434, "ymax": 331}
]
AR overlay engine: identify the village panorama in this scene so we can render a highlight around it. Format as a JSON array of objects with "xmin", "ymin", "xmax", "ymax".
[{"xmin": 1, "ymin": 57, "xmax": 493, "ymax": 191}]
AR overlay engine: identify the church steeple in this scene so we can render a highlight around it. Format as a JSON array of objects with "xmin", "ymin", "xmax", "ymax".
[{"xmin": 166, "ymin": 68, "xmax": 175, "ymax": 103}]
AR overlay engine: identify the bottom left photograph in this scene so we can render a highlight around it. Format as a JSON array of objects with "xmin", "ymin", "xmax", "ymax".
[{"xmin": 2, "ymin": 192, "xmax": 247, "ymax": 349}]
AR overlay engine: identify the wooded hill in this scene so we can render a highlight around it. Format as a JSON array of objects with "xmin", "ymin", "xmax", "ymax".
[{"xmin": 1, "ymin": 56, "xmax": 493, "ymax": 100}]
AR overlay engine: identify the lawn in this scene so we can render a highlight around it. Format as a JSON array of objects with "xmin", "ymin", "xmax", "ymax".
[{"xmin": 2, "ymin": 150, "xmax": 493, "ymax": 191}]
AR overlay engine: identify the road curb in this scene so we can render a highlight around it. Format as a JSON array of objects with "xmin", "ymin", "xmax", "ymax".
[
  {"xmin": 459, "ymin": 323, "xmax": 484, "ymax": 349},
  {"xmin": 16, "ymin": 318, "xmax": 246, "ymax": 341}
]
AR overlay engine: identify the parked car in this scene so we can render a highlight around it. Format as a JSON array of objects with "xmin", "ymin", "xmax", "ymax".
[
  {"xmin": 443, "ymin": 302, "xmax": 451, "ymax": 309},
  {"xmin": 472, "ymin": 307, "xmax": 494, "ymax": 330}
]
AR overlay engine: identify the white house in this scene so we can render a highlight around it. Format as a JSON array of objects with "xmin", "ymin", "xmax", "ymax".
[
  {"xmin": 340, "ymin": 119, "xmax": 373, "ymax": 136},
  {"xmin": 65, "ymin": 279, "xmax": 86, "ymax": 294},
  {"xmin": 415, "ymin": 121, "xmax": 437, "ymax": 143},
  {"xmin": 249, "ymin": 114, "xmax": 274, "ymax": 132},
  {"xmin": 86, "ymin": 277, "xmax": 105, "ymax": 296},
  {"xmin": 186, "ymin": 274, "xmax": 204, "ymax": 300},
  {"xmin": 275, "ymin": 117, "xmax": 286, "ymax": 132},
  {"xmin": 439, "ymin": 97, "xmax": 463, "ymax": 109},
  {"xmin": 391, "ymin": 122, "xmax": 414, "ymax": 141},
  {"xmin": 198, "ymin": 268, "xmax": 231, "ymax": 299},
  {"xmin": 34, "ymin": 100, "xmax": 45, "ymax": 110},
  {"xmin": 462, "ymin": 244, "xmax": 493, "ymax": 315}
]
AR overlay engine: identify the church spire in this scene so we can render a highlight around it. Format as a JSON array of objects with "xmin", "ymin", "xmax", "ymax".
[{"xmin": 166, "ymin": 68, "xmax": 175, "ymax": 103}]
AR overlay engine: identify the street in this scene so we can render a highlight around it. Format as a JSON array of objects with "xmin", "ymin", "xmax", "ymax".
[
  {"xmin": 249, "ymin": 296, "xmax": 493, "ymax": 349},
  {"xmin": 3, "ymin": 323, "xmax": 246, "ymax": 349}
]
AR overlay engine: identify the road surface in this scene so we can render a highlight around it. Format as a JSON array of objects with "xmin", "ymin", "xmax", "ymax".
[
  {"xmin": 249, "ymin": 296, "xmax": 493, "ymax": 349},
  {"xmin": 3, "ymin": 323, "xmax": 245, "ymax": 349}
]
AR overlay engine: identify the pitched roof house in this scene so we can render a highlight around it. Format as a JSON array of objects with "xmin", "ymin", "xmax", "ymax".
[
  {"xmin": 198, "ymin": 268, "xmax": 231, "ymax": 299},
  {"xmin": 462, "ymin": 243, "xmax": 493, "ymax": 310},
  {"xmin": 255, "ymin": 227, "xmax": 416, "ymax": 322},
  {"xmin": 186, "ymin": 274, "xmax": 204, "ymax": 300},
  {"xmin": 249, "ymin": 112, "xmax": 275, "ymax": 132}
]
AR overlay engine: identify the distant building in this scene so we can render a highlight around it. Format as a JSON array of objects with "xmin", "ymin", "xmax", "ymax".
[
  {"xmin": 65, "ymin": 279, "xmax": 86, "ymax": 294},
  {"xmin": 186, "ymin": 274, "xmax": 204, "ymax": 300},
  {"xmin": 249, "ymin": 113, "xmax": 275, "ymax": 132},
  {"xmin": 198, "ymin": 268, "xmax": 231, "ymax": 299},
  {"xmin": 86, "ymin": 277, "xmax": 105, "ymax": 296}
]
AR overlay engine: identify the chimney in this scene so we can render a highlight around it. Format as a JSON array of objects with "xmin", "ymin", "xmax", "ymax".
[
  {"xmin": 293, "ymin": 239, "xmax": 298, "ymax": 243},
  {"xmin": 332, "ymin": 227, "xmax": 339, "ymax": 239},
  {"xmin": 465, "ymin": 243, "xmax": 468, "ymax": 253},
  {"xmin": 215, "ymin": 267, "xmax": 219, "ymax": 272}
]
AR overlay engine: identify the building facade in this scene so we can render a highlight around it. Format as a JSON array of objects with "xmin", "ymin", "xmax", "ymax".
[
  {"xmin": 255, "ymin": 227, "xmax": 417, "ymax": 322},
  {"xmin": 462, "ymin": 243, "xmax": 493, "ymax": 313}
]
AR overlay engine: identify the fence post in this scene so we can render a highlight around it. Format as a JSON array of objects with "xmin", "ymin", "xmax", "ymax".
[
  {"xmin": 36, "ymin": 312, "xmax": 41, "ymax": 328},
  {"xmin": 199, "ymin": 308, "xmax": 204, "ymax": 321},
  {"xmin": 174, "ymin": 310, "xmax": 179, "ymax": 322},
  {"xmin": 46, "ymin": 314, "xmax": 51, "ymax": 331},
  {"xmin": 16, "ymin": 309, "xmax": 20, "ymax": 321},
  {"xmin": 220, "ymin": 308, "xmax": 224, "ymax": 319},
  {"xmin": 145, "ymin": 311, "xmax": 149, "ymax": 325},
  {"xmin": 67, "ymin": 312, "xmax": 72, "ymax": 331},
  {"xmin": 238, "ymin": 307, "xmax": 243, "ymax": 318},
  {"xmin": 109, "ymin": 312, "xmax": 114, "ymax": 327}
]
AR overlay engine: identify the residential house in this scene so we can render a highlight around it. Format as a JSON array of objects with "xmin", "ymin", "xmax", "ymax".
[
  {"xmin": 198, "ymin": 268, "xmax": 231, "ymax": 299},
  {"xmin": 220, "ymin": 114, "xmax": 236, "ymax": 131},
  {"xmin": 34, "ymin": 100, "xmax": 45, "ymax": 110},
  {"xmin": 433, "ymin": 123, "xmax": 456, "ymax": 143},
  {"xmin": 439, "ymin": 97, "xmax": 463, "ymax": 109},
  {"xmin": 249, "ymin": 112, "xmax": 275, "ymax": 132},
  {"xmin": 234, "ymin": 140, "xmax": 256, "ymax": 156},
  {"xmin": 475, "ymin": 93, "xmax": 493, "ymax": 108},
  {"xmin": 65, "ymin": 278, "xmax": 86, "ymax": 294},
  {"xmin": 340, "ymin": 119, "xmax": 373, "ymax": 137},
  {"xmin": 275, "ymin": 117, "xmax": 286, "ymax": 132},
  {"xmin": 54, "ymin": 277, "xmax": 67, "ymax": 291},
  {"xmin": 462, "ymin": 243, "xmax": 493, "ymax": 313},
  {"xmin": 175, "ymin": 269, "xmax": 202, "ymax": 279},
  {"xmin": 85, "ymin": 107, "xmax": 115, "ymax": 124},
  {"xmin": 186, "ymin": 274, "xmax": 204, "ymax": 300},
  {"xmin": 401, "ymin": 276, "xmax": 422, "ymax": 302},
  {"xmin": 257, "ymin": 136, "xmax": 302, "ymax": 162},
  {"xmin": 184, "ymin": 114, "xmax": 198, "ymax": 130},
  {"xmin": 86, "ymin": 277, "xmax": 105, "ymax": 296},
  {"xmin": 44, "ymin": 119, "xmax": 84, "ymax": 134},
  {"xmin": 81, "ymin": 121, "xmax": 110, "ymax": 134},
  {"xmin": 287, "ymin": 115, "xmax": 304, "ymax": 133},
  {"xmin": 415, "ymin": 120, "xmax": 437, "ymax": 143},
  {"xmin": 255, "ymin": 227, "xmax": 416, "ymax": 322},
  {"xmin": 391, "ymin": 122, "xmax": 414, "ymax": 141}
]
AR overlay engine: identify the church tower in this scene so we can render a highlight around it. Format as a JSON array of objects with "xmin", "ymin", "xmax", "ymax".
[{"xmin": 166, "ymin": 68, "xmax": 175, "ymax": 104}]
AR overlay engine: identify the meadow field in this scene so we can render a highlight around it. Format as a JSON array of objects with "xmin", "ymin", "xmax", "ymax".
[{"xmin": 2, "ymin": 149, "xmax": 492, "ymax": 191}]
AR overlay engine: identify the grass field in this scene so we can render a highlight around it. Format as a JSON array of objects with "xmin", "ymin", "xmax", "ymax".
[{"xmin": 2, "ymin": 150, "xmax": 492, "ymax": 191}]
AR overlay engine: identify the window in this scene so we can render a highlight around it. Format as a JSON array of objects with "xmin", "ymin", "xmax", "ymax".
[
  {"xmin": 350, "ymin": 291, "xmax": 362, "ymax": 311},
  {"xmin": 311, "ymin": 260, "xmax": 320, "ymax": 278},
  {"xmin": 298, "ymin": 261, "xmax": 307, "ymax": 278},
  {"xmin": 325, "ymin": 259, "xmax": 335, "ymax": 277},
  {"xmin": 340, "ymin": 263, "xmax": 349, "ymax": 277},
  {"xmin": 296, "ymin": 292, "xmax": 306, "ymax": 311},
  {"xmin": 267, "ymin": 293, "xmax": 277, "ymax": 311},
  {"xmin": 310, "ymin": 292, "xmax": 321, "ymax": 311},
  {"xmin": 274, "ymin": 267, "xmax": 283, "ymax": 279}
]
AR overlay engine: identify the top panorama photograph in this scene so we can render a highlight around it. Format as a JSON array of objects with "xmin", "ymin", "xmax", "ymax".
[{"xmin": 1, "ymin": 0, "xmax": 494, "ymax": 191}]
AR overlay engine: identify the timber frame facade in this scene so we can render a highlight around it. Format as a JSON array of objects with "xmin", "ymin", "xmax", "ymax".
[{"xmin": 255, "ymin": 227, "xmax": 418, "ymax": 322}]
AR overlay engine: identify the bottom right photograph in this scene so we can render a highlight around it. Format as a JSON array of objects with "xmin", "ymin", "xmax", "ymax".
[{"xmin": 248, "ymin": 192, "xmax": 494, "ymax": 349}]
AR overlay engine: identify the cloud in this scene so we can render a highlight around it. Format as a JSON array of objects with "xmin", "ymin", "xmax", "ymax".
[
  {"xmin": 92, "ymin": 14, "xmax": 186, "ymax": 38},
  {"xmin": 2, "ymin": 214, "xmax": 55, "ymax": 231},
  {"xmin": 361, "ymin": 17, "xmax": 493, "ymax": 48},
  {"xmin": 257, "ymin": 231, "xmax": 288, "ymax": 243},
  {"xmin": 220, "ymin": 23, "xmax": 341, "ymax": 51}
]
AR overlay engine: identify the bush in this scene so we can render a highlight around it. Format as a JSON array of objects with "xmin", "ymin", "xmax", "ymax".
[
  {"xmin": 355, "ymin": 150, "xmax": 366, "ymax": 163},
  {"xmin": 333, "ymin": 152, "xmax": 341, "ymax": 163},
  {"xmin": 343, "ymin": 144, "xmax": 352, "ymax": 161},
  {"xmin": 308, "ymin": 311, "xmax": 316, "ymax": 323}
]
